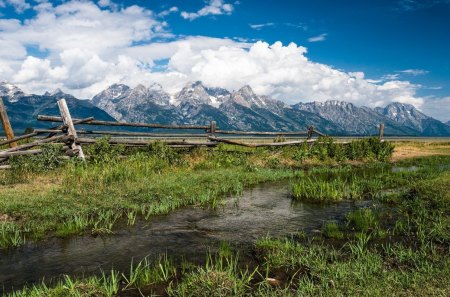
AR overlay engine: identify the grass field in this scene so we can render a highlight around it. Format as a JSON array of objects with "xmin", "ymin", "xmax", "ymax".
[{"xmin": 2, "ymin": 138, "xmax": 450, "ymax": 296}]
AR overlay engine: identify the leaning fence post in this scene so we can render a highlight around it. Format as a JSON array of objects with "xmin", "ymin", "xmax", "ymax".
[
  {"xmin": 209, "ymin": 121, "xmax": 217, "ymax": 137},
  {"xmin": 0, "ymin": 98, "xmax": 17, "ymax": 148},
  {"xmin": 57, "ymin": 99, "xmax": 85, "ymax": 161},
  {"xmin": 378, "ymin": 123, "xmax": 385, "ymax": 141}
]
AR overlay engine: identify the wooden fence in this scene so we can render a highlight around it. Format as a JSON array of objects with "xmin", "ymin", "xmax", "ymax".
[{"xmin": 0, "ymin": 98, "xmax": 384, "ymax": 166}]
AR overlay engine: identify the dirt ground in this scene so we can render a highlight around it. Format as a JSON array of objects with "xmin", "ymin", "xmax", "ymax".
[{"xmin": 391, "ymin": 141, "xmax": 450, "ymax": 161}]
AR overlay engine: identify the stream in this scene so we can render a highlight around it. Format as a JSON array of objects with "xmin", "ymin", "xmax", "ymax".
[{"xmin": 0, "ymin": 180, "xmax": 369, "ymax": 293}]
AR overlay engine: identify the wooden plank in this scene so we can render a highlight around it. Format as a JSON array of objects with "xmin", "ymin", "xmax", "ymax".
[
  {"xmin": 313, "ymin": 128, "xmax": 326, "ymax": 137},
  {"xmin": 0, "ymin": 132, "xmax": 37, "ymax": 147},
  {"xmin": 33, "ymin": 129, "xmax": 64, "ymax": 134},
  {"xmin": 45, "ymin": 116, "xmax": 95, "ymax": 138},
  {"xmin": 0, "ymin": 149, "xmax": 42, "ymax": 158},
  {"xmin": 0, "ymin": 117, "xmax": 91, "ymax": 146},
  {"xmin": 2, "ymin": 134, "xmax": 69, "ymax": 153},
  {"xmin": 77, "ymin": 130, "xmax": 208, "ymax": 138},
  {"xmin": 0, "ymin": 165, "xmax": 11, "ymax": 170},
  {"xmin": 57, "ymin": 99, "xmax": 85, "ymax": 161},
  {"xmin": 0, "ymin": 98, "xmax": 17, "ymax": 148},
  {"xmin": 252, "ymin": 139, "xmax": 317, "ymax": 147},
  {"xmin": 207, "ymin": 137, "xmax": 256, "ymax": 147},
  {"xmin": 215, "ymin": 130, "xmax": 308, "ymax": 136},
  {"xmin": 37, "ymin": 115, "xmax": 209, "ymax": 130},
  {"xmin": 209, "ymin": 136, "xmax": 316, "ymax": 147},
  {"xmin": 0, "ymin": 117, "xmax": 95, "ymax": 146},
  {"xmin": 76, "ymin": 137, "xmax": 217, "ymax": 146}
]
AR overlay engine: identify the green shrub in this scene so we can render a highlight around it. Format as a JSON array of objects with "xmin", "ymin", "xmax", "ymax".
[
  {"xmin": 10, "ymin": 144, "xmax": 64, "ymax": 173},
  {"xmin": 85, "ymin": 136, "xmax": 124, "ymax": 164}
]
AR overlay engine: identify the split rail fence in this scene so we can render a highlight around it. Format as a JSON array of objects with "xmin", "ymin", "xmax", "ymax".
[{"xmin": 0, "ymin": 98, "xmax": 385, "ymax": 167}]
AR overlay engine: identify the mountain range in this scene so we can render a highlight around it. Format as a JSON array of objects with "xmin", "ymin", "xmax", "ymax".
[
  {"xmin": 0, "ymin": 83, "xmax": 114, "ymax": 132},
  {"xmin": 1, "ymin": 81, "xmax": 450, "ymax": 136}
]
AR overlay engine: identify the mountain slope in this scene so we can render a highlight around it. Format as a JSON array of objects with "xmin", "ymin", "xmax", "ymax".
[
  {"xmin": 374, "ymin": 103, "xmax": 450, "ymax": 136},
  {"xmin": 294, "ymin": 101, "xmax": 419, "ymax": 136},
  {"xmin": 1, "ymin": 84, "xmax": 115, "ymax": 133}
]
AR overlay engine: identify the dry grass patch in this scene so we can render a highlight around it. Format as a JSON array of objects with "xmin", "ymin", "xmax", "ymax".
[{"xmin": 392, "ymin": 141, "xmax": 450, "ymax": 161}]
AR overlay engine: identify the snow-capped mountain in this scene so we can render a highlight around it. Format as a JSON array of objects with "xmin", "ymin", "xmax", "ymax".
[
  {"xmin": 0, "ymin": 82, "xmax": 114, "ymax": 132},
  {"xmin": 90, "ymin": 81, "xmax": 449, "ymax": 136},
  {"xmin": 92, "ymin": 83, "xmax": 178, "ymax": 123},
  {"xmin": 175, "ymin": 81, "xmax": 230, "ymax": 108},
  {"xmin": 374, "ymin": 103, "xmax": 450, "ymax": 136},
  {"xmin": 2, "ymin": 81, "xmax": 449, "ymax": 136},
  {"xmin": 293, "ymin": 100, "xmax": 419, "ymax": 135},
  {"xmin": 0, "ymin": 81, "xmax": 25, "ymax": 103}
]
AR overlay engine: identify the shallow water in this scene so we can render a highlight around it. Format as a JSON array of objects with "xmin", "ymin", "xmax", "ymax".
[{"xmin": 0, "ymin": 181, "xmax": 368, "ymax": 293}]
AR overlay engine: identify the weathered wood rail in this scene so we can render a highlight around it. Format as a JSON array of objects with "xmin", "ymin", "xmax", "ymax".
[{"xmin": 0, "ymin": 98, "xmax": 385, "ymax": 165}]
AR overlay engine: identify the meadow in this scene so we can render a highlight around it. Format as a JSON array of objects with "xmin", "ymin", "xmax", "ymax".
[{"xmin": 1, "ymin": 138, "xmax": 450, "ymax": 296}]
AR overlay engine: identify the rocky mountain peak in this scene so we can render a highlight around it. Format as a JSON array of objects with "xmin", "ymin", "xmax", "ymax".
[
  {"xmin": 237, "ymin": 85, "xmax": 255, "ymax": 97},
  {"xmin": 229, "ymin": 85, "xmax": 272, "ymax": 109},
  {"xmin": 129, "ymin": 84, "xmax": 148, "ymax": 99},
  {"xmin": 375, "ymin": 102, "xmax": 428, "ymax": 127},
  {"xmin": 51, "ymin": 88, "xmax": 63, "ymax": 96},
  {"xmin": 176, "ymin": 81, "xmax": 214, "ymax": 106},
  {"xmin": 42, "ymin": 88, "xmax": 77, "ymax": 99},
  {"xmin": 0, "ymin": 81, "xmax": 25, "ymax": 102}
]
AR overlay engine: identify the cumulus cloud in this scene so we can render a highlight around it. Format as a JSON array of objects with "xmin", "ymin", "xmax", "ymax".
[
  {"xmin": 308, "ymin": 33, "xmax": 327, "ymax": 42},
  {"xmin": 165, "ymin": 41, "xmax": 424, "ymax": 108},
  {"xmin": 181, "ymin": 0, "xmax": 234, "ymax": 21},
  {"xmin": 0, "ymin": 0, "xmax": 435, "ymax": 117}
]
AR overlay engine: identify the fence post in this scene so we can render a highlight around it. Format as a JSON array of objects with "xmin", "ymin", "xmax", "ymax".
[
  {"xmin": 307, "ymin": 126, "xmax": 314, "ymax": 139},
  {"xmin": 378, "ymin": 123, "xmax": 385, "ymax": 141},
  {"xmin": 209, "ymin": 121, "xmax": 217, "ymax": 137},
  {"xmin": 0, "ymin": 98, "xmax": 17, "ymax": 148},
  {"xmin": 57, "ymin": 99, "xmax": 85, "ymax": 161}
]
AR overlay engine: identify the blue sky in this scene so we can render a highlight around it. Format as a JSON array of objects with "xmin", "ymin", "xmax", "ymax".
[{"xmin": 1, "ymin": 0, "xmax": 449, "ymax": 120}]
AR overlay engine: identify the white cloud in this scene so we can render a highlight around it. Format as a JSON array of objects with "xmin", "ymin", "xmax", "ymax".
[
  {"xmin": 0, "ymin": 1, "xmax": 435, "ymax": 117},
  {"xmin": 381, "ymin": 73, "xmax": 401, "ymax": 80},
  {"xmin": 308, "ymin": 33, "xmax": 327, "ymax": 42},
  {"xmin": 0, "ymin": 0, "xmax": 31, "ymax": 13},
  {"xmin": 181, "ymin": 0, "xmax": 234, "ymax": 21},
  {"xmin": 398, "ymin": 69, "xmax": 429, "ymax": 76},
  {"xmin": 249, "ymin": 23, "xmax": 274, "ymax": 30},
  {"xmin": 420, "ymin": 96, "xmax": 450, "ymax": 122},
  {"xmin": 158, "ymin": 6, "xmax": 178, "ymax": 17},
  {"xmin": 166, "ymin": 41, "xmax": 425, "ymax": 109}
]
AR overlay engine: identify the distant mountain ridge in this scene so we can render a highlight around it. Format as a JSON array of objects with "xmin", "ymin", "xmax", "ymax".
[
  {"xmin": 90, "ymin": 81, "xmax": 450, "ymax": 136},
  {"xmin": 1, "ymin": 81, "xmax": 449, "ymax": 136},
  {"xmin": 0, "ymin": 82, "xmax": 115, "ymax": 132}
]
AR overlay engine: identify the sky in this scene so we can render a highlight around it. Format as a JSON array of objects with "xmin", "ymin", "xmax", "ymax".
[{"xmin": 0, "ymin": 0, "xmax": 449, "ymax": 121}]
